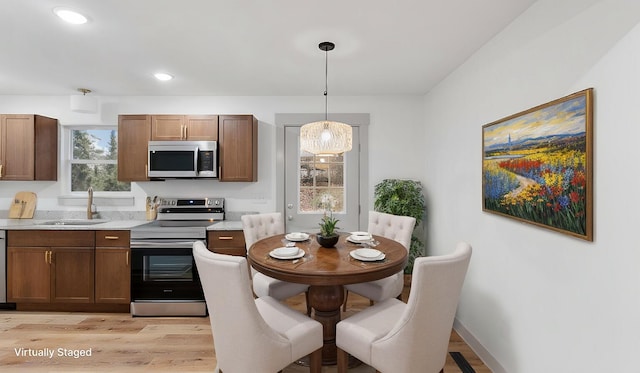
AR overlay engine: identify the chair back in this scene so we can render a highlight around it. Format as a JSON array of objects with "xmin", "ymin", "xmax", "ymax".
[
  {"xmin": 368, "ymin": 211, "xmax": 416, "ymax": 251},
  {"xmin": 241, "ymin": 212, "xmax": 285, "ymax": 250},
  {"xmin": 371, "ymin": 242, "xmax": 472, "ymax": 373},
  {"xmin": 192, "ymin": 241, "xmax": 292, "ymax": 372}
]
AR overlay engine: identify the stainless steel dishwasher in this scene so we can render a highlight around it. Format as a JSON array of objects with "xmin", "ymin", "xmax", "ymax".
[{"xmin": 1, "ymin": 230, "xmax": 6, "ymax": 304}]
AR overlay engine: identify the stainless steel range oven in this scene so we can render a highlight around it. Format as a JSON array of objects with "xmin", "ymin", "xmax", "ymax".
[{"xmin": 130, "ymin": 197, "xmax": 224, "ymax": 316}]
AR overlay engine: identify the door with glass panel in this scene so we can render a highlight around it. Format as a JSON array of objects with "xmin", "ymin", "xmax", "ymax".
[{"xmin": 284, "ymin": 126, "xmax": 360, "ymax": 233}]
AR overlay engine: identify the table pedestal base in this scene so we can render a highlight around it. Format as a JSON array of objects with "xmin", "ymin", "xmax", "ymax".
[{"xmin": 308, "ymin": 284, "xmax": 344, "ymax": 365}]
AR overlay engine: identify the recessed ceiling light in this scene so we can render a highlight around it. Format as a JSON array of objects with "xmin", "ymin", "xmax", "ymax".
[
  {"xmin": 154, "ymin": 73, "xmax": 174, "ymax": 81},
  {"xmin": 53, "ymin": 7, "xmax": 88, "ymax": 25}
]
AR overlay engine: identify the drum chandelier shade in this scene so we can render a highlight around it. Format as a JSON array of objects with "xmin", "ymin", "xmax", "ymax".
[{"xmin": 300, "ymin": 42, "xmax": 352, "ymax": 155}]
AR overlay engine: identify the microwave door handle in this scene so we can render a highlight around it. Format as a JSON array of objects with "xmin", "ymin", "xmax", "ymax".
[{"xmin": 194, "ymin": 147, "xmax": 199, "ymax": 175}]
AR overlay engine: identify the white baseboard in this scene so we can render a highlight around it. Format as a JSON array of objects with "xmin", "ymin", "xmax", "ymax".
[{"xmin": 453, "ymin": 318, "xmax": 506, "ymax": 373}]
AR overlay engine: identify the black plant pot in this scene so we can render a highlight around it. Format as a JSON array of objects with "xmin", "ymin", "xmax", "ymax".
[{"xmin": 316, "ymin": 234, "xmax": 339, "ymax": 248}]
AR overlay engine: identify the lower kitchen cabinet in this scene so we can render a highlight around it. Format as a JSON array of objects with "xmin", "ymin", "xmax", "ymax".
[
  {"xmin": 7, "ymin": 230, "xmax": 131, "ymax": 310},
  {"xmin": 7, "ymin": 247, "xmax": 51, "ymax": 303},
  {"xmin": 95, "ymin": 231, "xmax": 130, "ymax": 304},
  {"xmin": 7, "ymin": 230, "xmax": 95, "ymax": 304},
  {"xmin": 50, "ymin": 247, "xmax": 94, "ymax": 303},
  {"xmin": 207, "ymin": 230, "xmax": 246, "ymax": 256}
]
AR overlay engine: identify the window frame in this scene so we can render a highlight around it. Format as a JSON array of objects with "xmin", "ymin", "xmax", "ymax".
[{"xmin": 63, "ymin": 125, "xmax": 131, "ymax": 195}]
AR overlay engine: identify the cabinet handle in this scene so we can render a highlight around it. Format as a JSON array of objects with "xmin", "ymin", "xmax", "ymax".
[
  {"xmin": 0, "ymin": 164, "xmax": 3, "ymax": 177},
  {"xmin": 104, "ymin": 236, "xmax": 119, "ymax": 240},
  {"xmin": 184, "ymin": 125, "xmax": 188, "ymax": 139},
  {"xmin": 48, "ymin": 251, "xmax": 52, "ymax": 265},
  {"xmin": 126, "ymin": 251, "xmax": 129, "ymax": 267},
  {"xmin": 44, "ymin": 251, "xmax": 48, "ymax": 264},
  {"xmin": 218, "ymin": 236, "xmax": 234, "ymax": 240}
]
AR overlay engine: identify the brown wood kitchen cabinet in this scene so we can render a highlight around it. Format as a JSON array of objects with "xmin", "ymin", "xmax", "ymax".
[
  {"xmin": 0, "ymin": 114, "xmax": 58, "ymax": 181},
  {"xmin": 218, "ymin": 115, "xmax": 258, "ymax": 182},
  {"xmin": 151, "ymin": 115, "xmax": 218, "ymax": 141},
  {"xmin": 95, "ymin": 230, "xmax": 131, "ymax": 304},
  {"xmin": 207, "ymin": 230, "xmax": 246, "ymax": 256},
  {"xmin": 7, "ymin": 230, "xmax": 95, "ymax": 304},
  {"xmin": 118, "ymin": 114, "xmax": 151, "ymax": 182}
]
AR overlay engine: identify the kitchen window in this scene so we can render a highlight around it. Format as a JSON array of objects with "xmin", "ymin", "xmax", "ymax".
[{"xmin": 68, "ymin": 127, "xmax": 130, "ymax": 192}]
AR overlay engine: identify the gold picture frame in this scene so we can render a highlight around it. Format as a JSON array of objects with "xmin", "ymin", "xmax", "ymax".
[{"xmin": 482, "ymin": 88, "xmax": 594, "ymax": 241}]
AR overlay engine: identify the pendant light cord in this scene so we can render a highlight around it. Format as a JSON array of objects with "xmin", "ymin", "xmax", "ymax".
[{"xmin": 324, "ymin": 47, "xmax": 329, "ymax": 122}]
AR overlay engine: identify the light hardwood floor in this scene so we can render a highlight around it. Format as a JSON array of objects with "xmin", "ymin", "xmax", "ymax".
[{"xmin": 0, "ymin": 288, "xmax": 490, "ymax": 372}]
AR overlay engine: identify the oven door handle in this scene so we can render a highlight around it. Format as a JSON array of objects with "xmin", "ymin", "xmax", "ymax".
[{"xmin": 130, "ymin": 240, "xmax": 201, "ymax": 249}]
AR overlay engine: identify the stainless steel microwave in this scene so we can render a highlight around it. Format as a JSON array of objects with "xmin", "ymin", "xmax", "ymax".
[{"xmin": 148, "ymin": 141, "xmax": 217, "ymax": 178}]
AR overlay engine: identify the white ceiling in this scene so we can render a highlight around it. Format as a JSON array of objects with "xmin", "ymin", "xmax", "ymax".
[{"xmin": 1, "ymin": 0, "xmax": 536, "ymax": 97}]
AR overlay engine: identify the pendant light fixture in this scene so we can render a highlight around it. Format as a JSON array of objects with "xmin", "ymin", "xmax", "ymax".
[
  {"xmin": 70, "ymin": 88, "xmax": 98, "ymax": 113},
  {"xmin": 300, "ymin": 41, "xmax": 352, "ymax": 155}
]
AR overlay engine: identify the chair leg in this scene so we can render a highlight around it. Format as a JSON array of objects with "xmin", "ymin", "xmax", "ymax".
[
  {"xmin": 369, "ymin": 299, "xmax": 374, "ymax": 306},
  {"xmin": 337, "ymin": 347, "xmax": 349, "ymax": 373},
  {"xmin": 305, "ymin": 290, "xmax": 311, "ymax": 316},
  {"xmin": 309, "ymin": 348, "xmax": 322, "ymax": 373},
  {"xmin": 342, "ymin": 290, "xmax": 349, "ymax": 311}
]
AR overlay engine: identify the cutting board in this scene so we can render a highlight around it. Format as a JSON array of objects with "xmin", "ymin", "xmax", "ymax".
[{"xmin": 8, "ymin": 191, "xmax": 37, "ymax": 219}]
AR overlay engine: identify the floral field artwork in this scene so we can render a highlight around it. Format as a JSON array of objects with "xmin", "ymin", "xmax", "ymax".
[{"xmin": 482, "ymin": 89, "xmax": 593, "ymax": 241}]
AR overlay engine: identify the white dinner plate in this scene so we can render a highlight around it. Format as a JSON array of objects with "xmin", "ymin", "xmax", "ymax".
[
  {"xmin": 347, "ymin": 234, "xmax": 374, "ymax": 243},
  {"xmin": 350, "ymin": 231, "xmax": 371, "ymax": 237},
  {"xmin": 285, "ymin": 232, "xmax": 310, "ymax": 242},
  {"xmin": 353, "ymin": 248, "xmax": 382, "ymax": 258},
  {"xmin": 269, "ymin": 248, "xmax": 305, "ymax": 260},
  {"xmin": 350, "ymin": 249, "xmax": 385, "ymax": 262}
]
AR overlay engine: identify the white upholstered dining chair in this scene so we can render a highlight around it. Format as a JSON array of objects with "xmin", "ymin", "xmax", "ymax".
[
  {"xmin": 193, "ymin": 241, "xmax": 322, "ymax": 373},
  {"xmin": 343, "ymin": 211, "xmax": 416, "ymax": 310},
  {"xmin": 336, "ymin": 242, "xmax": 472, "ymax": 373},
  {"xmin": 241, "ymin": 212, "xmax": 310, "ymax": 315}
]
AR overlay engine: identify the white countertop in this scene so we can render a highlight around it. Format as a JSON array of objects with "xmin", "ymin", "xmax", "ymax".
[
  {"xmin": 0, "ymin": 219, "xmax": 243, "ymax": 231},
  {"xmin": 0, "ymin": 219, "xmax": 150, "ymax": 230},
  {"xmin": 208, "ymin": 220, "xmax": 243, "ymax": 231}
]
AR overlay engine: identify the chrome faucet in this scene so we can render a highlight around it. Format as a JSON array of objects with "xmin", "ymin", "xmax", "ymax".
[{"xmin": 87, "ymin": 186, "xmax": 97, "ymax": 219}]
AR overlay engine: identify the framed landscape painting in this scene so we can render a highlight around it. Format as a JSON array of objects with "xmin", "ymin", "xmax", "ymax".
[{"xmin": 482, "ymin": 88, "xmax": 593, "ymax": 241}]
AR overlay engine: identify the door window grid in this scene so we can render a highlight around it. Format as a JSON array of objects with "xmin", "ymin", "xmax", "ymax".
[{"xmin": 299, "ymin": 151, "xmax": 345, "ymax": 213}]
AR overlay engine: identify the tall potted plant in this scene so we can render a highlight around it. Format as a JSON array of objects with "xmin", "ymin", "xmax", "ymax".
[{"xmin": 373, "ymin": 179, "xmax": 426, "ymax": 275}]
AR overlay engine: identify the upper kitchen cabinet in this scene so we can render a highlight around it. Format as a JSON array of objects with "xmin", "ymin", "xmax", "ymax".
[
  {"xmin": 0, "ymin": 114, "xmax": 58, "ymax": 181},
  {"xmin": 151, "ymin": 115, "xmax": 218, "ymax": 141},
  {"xmin": 118, "ymin": 115, "xmax": 151, "ymax": 182},
  {"xmin": 219, "ymin": 115, "xmax": 258, "ymax": 182}
]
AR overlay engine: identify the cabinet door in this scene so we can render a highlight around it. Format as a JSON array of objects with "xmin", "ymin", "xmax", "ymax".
[
  {"xmin": 95, "ymin": 248, "xmax": 130, "ymax": 304},
  {"xmin": 0, "ymin": 114, "xmax": 35, "ymax": 180},
  {"xmin": 185, "ymin": 115, "xmax": 218, "ymax": 140},
  {"xmin": 51, "ymin": 247, "xmax": 95, "ymax": 303},
  {"xmin": 7, "ymin": 247, "xmax": 51, "ymax": 303},
  {"xmin": 33, "ymin": 115, "xmax": 58, "ymax": 181},
  {"xmin": 118, "ymin": 115, "xmax": 151, "ymax": 181},
  {"xmin": 151, "ymin": 115, "xmax": 186, "ymax": 140},
  {"xmin": 207, "ymin": 230, "xmax": 246, "ymax": 256},
  {"xmin": 219, "ymin": 115, "xmax": 258, "ymax": 182},
  {"xmin": 95, "ymin": 230, "xmax": 131, "ymax": 304}
]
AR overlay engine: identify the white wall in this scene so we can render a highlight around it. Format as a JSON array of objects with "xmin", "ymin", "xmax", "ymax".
[
  {"xmin": 422, "ymin": 0, "xmax": 640, "ymax": 371},
  {"xmin": 0, "ymin": 95, "xmax": 424, "ymax": 220}
]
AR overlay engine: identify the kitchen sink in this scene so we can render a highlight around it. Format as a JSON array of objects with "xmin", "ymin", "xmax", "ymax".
[{"xmin": 40, "ymin": 219, "xmax": 110, "ymax": 226}]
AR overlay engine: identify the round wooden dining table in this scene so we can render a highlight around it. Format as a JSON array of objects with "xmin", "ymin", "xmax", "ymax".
[{"xmin": 248, "ymin": 233, "xmax": 408, "ymax": 365}]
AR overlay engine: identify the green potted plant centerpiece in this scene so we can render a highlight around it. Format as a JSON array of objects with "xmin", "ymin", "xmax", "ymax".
[{"xmin": 316, "ymin": 214, "xmax": 340, "ymax": 248}]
